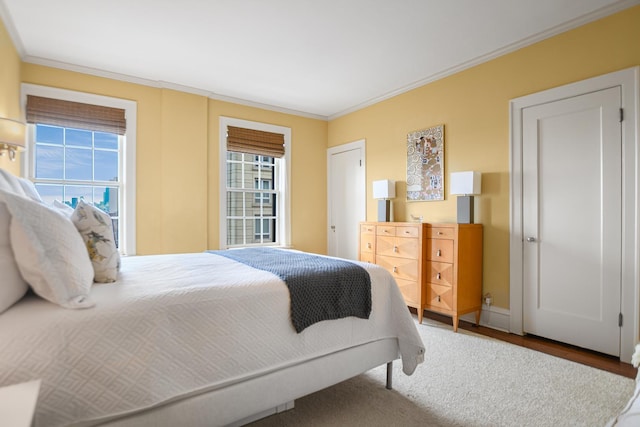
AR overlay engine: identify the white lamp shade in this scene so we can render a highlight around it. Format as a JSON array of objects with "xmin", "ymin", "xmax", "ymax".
[
  {"xmin": 450, "ymin": 171, "xmax": 481, "ymax": 195},
  {"xmin": 373, "ymin": 179, "xmax": 396, "ymax": 199}
]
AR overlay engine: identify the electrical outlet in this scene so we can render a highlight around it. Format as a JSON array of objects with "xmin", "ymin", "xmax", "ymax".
[{"xmin": 483, "ymin": 293, "xmax": 492, "ymax": 306}]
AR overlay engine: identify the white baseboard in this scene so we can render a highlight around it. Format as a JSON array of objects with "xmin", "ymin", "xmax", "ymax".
[{"xmin": 460, "ymin": 304, "xmax": 511, "ymax": 333}]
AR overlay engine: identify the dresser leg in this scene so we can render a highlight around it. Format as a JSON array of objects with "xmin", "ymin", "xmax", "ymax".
[
  {"xmin": 475, "ymin": 309, "xmax": 481, "ymax": 326},
  {"xmin": 417, "ymin": 308, "xmax": 423, "ymax": 324},
  {"xmin": 452, "ymin": 315, "xmax": 459, "ymax": 332}
]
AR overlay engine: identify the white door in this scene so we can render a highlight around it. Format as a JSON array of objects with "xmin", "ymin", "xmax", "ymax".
[
  {"xmin": 522, "ymin": 87, "xmax": 622, "ymax": 356},
  {"xmin": 327, "ymin": 141, "xmax": 365, "ymax": 260}
]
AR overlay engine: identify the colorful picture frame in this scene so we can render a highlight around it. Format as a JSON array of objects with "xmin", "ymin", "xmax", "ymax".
[{"xmin": 406, "ymin": 124, "xmax": 444, "ymax": 201}]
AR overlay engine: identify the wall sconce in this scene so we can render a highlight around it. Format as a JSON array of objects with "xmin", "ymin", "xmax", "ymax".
[
  {"xmin": 450, "ymin": 171, "xmax": 481, "ymax": 224},
  {"xmin": 373, "ymin": 179, "xmax": 396, "ymax": 222},
  {"xmin": 0, "ymin": 117, "xmax": 26, "ymax": 161}
]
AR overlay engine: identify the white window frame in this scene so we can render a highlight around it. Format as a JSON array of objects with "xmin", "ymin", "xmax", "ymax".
[
  {"xmin": 21, "ymin": 84, "xmax": 137, "ymax": 255},
  {"xmin": 219, "ymin": 116, "xmax": 291, "ymax": 249}
]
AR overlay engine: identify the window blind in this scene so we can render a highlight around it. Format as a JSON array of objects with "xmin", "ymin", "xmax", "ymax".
[
  {"xmin": 227, "ymin": 126, "xmax": 285, "ymax": 158},
  {"xmin": 26, "ymin": 95, "xmax": 127, "ymax": 135}
]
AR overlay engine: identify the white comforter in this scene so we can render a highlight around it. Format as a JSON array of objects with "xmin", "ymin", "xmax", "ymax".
[{"xmin": 0, "ymin": 252, "xmax": 425, "ymax": 426}]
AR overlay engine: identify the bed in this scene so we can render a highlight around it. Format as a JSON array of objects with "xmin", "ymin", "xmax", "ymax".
[{"xmin": 0, "ymin": 169, "xmax": 425, "ymax": 427}]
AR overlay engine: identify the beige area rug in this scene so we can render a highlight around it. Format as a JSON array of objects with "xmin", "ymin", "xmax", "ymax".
[{"xmin": 248, "ymin": 317, "xmax": 635, "ymax": 427}]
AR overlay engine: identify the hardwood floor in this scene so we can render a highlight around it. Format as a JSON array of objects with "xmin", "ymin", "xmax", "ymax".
[{"xmin": 421, "ymin": 310, "xmax": 638, "ymax": 379}]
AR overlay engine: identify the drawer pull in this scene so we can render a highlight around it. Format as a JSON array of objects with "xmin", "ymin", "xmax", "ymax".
[
  {"xmin": 404, "ymin": 230, "xmax": 410, "ymax": 234},
  {"xmin": 437, "ymin": 295, "xmax": 441, "ymax": 302},
  {"xmin": 438, "ymin": 231, "xmax": 443, "ymax": 235},
  {"xmin": 436, "ymin": 249, "xmax": 441, "ymax": 257},
  {"xmin": 393, "ymin": 266, "xmax": 397, "ymax": 273},
  {"xmin": 393, "ymin": 245, "xmax": 398, "ymax": 253},
  {"xmin": 367, "ymin": 243, "xmax": 372, "ymax": 249},
  {"xmin": 437, "ymin": 273, "xmax": 441, "ymax": 280}
]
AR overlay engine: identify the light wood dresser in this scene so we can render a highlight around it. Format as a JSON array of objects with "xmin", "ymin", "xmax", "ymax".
[{"xmin": 359, "ymin": 221, "xmax": 483, "ymax": 331}]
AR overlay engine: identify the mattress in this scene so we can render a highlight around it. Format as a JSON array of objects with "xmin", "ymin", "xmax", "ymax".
[{"xmin": 0, "ymin": 251, "xmax": 425, "ymax": 427}]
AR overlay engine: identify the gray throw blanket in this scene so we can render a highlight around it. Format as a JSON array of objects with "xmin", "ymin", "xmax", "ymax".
[{"xmin": 209, "ymin": 248, "xmax": 371, "ymax": 332}]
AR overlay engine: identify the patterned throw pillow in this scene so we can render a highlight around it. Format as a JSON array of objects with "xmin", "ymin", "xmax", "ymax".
[{"xmin": 71, "ymin": 200, "xmax": 120, "ymax": 283}]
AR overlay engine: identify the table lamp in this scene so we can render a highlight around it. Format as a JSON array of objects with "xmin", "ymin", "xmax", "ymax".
[
  {"xmin": 373, "ymin": 179, "xmax": 396, "ymax": 222},
  {"xmin": 450, "ymin": 171, "xmax": 481, "ymax": 223}
]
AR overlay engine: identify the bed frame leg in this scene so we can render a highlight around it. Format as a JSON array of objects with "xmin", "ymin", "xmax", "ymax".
[{"xmin": 386, "ymin": 361, "xmax": 393, "ymax": 390}]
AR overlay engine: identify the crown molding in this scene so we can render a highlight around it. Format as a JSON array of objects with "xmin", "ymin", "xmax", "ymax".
[
  {"xmin": 328, "ymin": 0, "xmax": 640, "ymax": 120},
  {"xmin": 206, "ymin": 92, "xmax": 327, "ymax": 121},
  {"xmin": 21, "ymin": 55, "xmax": 328, "ymax": 121},
  {"xmin": 4, "ymin": 0, "xmax": 639, "ymax": 122}
]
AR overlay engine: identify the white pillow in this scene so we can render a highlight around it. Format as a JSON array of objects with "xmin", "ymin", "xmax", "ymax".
[
  {"xmin": 52, "ymin": 200, "xmax": 75, "ymax": 218},
  {"xmin": 0, "ymin": 201, "xmax": 29, "ymax": 313},
  {"xmin": 18, "ymin": 177, "xmax": 43, "ymax": 203},
  {"xmin": 0, "ymin": 190, "xmax": 94, "ymax": 309},
  {"xmin": 0, "ymin": 168, "xmax": 43, "ymax": 203},
  {"xmin": 71, "ymin": 200, "xmax": 120, "ymax": 283},
  {"xmin": 0, "ymin": 168, "xmax": 28, "ymax": 196}
]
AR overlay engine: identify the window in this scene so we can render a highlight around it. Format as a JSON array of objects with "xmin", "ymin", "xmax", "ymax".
[
  {"xmin": 220, "ymin": 117, "xmax": 290, "ymax": 248},
  {"xmin": 254, "ymin": 178, "xmax": 272, "ymax": 204},
  {"xmin": 254, "ymin": 217, "xmax": 271, "ymax": 240},
  {"xmin": 31, "ymin": 124, "xmax": 122, "ymax": 246},
  {"xmin": 22, "ymin": 84, "xmax": 137, "ymax": 255}
]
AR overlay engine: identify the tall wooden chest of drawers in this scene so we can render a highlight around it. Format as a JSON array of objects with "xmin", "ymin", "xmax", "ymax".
[{"xmin": 359, "ymin": 222, "xmax": 483, "ymax": 331}]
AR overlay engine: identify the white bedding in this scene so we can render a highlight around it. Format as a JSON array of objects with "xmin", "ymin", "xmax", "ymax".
[{"xmin": 0, "ymin": 251, "xmax": 425, "ymax": 427}]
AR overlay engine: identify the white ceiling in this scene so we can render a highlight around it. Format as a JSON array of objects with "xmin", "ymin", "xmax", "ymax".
[{"xmin": 1, "ymin": 0, "xmax": 638, "ymax": 120}]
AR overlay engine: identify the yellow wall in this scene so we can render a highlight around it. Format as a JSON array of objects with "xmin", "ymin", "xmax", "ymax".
[
  {"xmin": 0, "ymin": 18, "xmax": 21, "ymax": 174},
  {"xmin": 328, "ymin": 5, "xmax": 640, "ymax": 309},
  {"xmin": 17, "ymin": 64, "xmax": 328, "ymax": 256}
]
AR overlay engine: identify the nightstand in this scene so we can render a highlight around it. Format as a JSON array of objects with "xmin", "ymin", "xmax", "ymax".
[{"xmin": 0, "ymin": 379, "xmax": 40, "ymax": 427}]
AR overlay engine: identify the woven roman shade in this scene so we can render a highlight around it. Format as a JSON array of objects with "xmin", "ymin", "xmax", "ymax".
[
  {"xmin": 227, "ymin": 126, "xmax": 285, "ymax": 158},
  {"xmin": 26, "ymin": 95, "xmax": 126, "ymax": 135}
]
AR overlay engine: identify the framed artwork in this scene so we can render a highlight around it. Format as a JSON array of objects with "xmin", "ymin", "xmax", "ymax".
[{"xmin": 406, "ymin": 124, "xmax": 444, "ymax": 201}]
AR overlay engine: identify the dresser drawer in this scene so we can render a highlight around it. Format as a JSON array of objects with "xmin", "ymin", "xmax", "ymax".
[
  {"xmin": 427, "ymin": 261, "xmax": 453, "ymax": 286},
  {"xmin": 396, "ymin": 226, "xmax": 419, "ymax": 238},
  {"xmin": 376, "ymin": 255, "xmax": 418, "ymax": 282},
  {"xmin": 376, "ymin": 236, "xmax": 419, "ymax": 259},
  {"xmin": 427, "ymin": 238, "xmax": 454, "ymax": 263},
  {"xmin": 360, "ymin": 233, "xmax": 375, "ymax": 254},
  {"xmin": 426, "ymin": 282, "xmax": 454, "ymax": 312},
  {"xmin": 360, "ymin": 252, "xmax": 375, "ymax": 264},
  {"xmin": 427, "ymin": 227, "xmax": 455, "ymax": 239},
  {"xmin": 376, "ymin": 225, "xmax": 396, "ymax": 236},
  {"xmin": 395, "ymin": 277, "xmax": 420, "ymax": 306},
  {"xmin": 360, "ymin": 223, "xmax": 376, "ymax": 235}
]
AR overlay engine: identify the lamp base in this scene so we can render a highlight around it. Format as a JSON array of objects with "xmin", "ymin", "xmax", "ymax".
[
  {"xmin": 377, "ymin": 200, "xmax": 392, "ymax": 222},
  {"xmin": 456, "ymin": 195, "xmax": 475, "ymax": 224}
]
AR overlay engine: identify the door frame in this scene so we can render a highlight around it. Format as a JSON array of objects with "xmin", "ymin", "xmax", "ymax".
[
  {"xmin": 509, "ymin": 67, "xmax": 639, "ymax": 363},
  {"xmin": 327, "ymin": 139, "xmax": 366, "ymax": 258}
]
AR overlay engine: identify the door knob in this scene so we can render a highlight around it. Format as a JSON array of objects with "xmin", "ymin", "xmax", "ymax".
[{"xmin": 526, "ymin": 237, "xmax": 536, "ymax": 242}]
